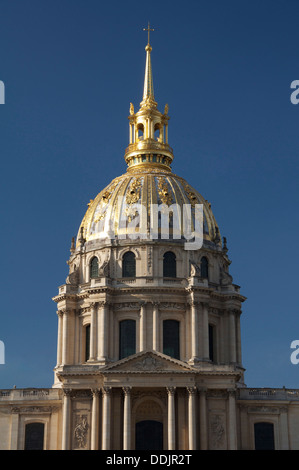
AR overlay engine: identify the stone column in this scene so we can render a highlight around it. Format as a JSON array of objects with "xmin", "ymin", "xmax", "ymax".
[
  {"xmin": 280, "ymin": 407, "xmax": 289, "ymax": 449},
  {"xmin": 9, "ymin": 411, "xmax": 19, "ymax": 450},
  {"xmin": 202, "ymin": 303, "xmax": 209, "ymax": 361},
  {"xmin": 62, "ymin": 389, "xmax": 72, "ymax": 450},
  {"xmin": 199, "ymin": 388, "xmax": 208, "ymax": 450},
  {"xmin": 235, "ymin": 311, "xmax": 242, "ymax": 365},
  {"xmin": 74, "ymin": 311, "xmax": 80, "ymax": 364},
  {"xmin": 91, "ymin": 389, "xmax": 100, "ymax": 450},
  {"xmin": 229, "ymin": 310, "xmax": 236, "ymax": 364},
  {"xmin": 62, "ymin": 309, "xmax": 69, "ymax": 365},
  {"xmin": 139, "ymin": 302, "xmax": 146, "ymax": 351},
  {"xmin": 152, "ymin": 302, "xmax": 159, "ymax": 351},
  {"xmin": 102, "ymin": 387, "xmax": 112, "ymax": 450},
  {"xmin": 167, "ymin": 387, "xmax": 176, "ymax": 450},
  {"xmin": 98, "ymin": 301, "xmax": 108, "ymax": 362},
  {"xmin": 129, "ymin": 122, "xmax": 133, "ymax": 144},
  {"xmin": 123, "ymin": 387, "xmax": 132, "ymax": 450},
  {"xmin": 187, "ymin": 387, "xmax": 197, "ymax": 450},
  {"xmin": 89, "ymin": 303, "xmax": 97, "ymax": 361},
  {"xmin": 190, "ymin": 301, "xmax": 199, "ymax": 361},
  {"xmin": 56, "ymin": 310, "xmax": 63, "ymax": 365},
  {"xmin": 228, "ymin": 389, "xmax": 237, "ymax": 449}
]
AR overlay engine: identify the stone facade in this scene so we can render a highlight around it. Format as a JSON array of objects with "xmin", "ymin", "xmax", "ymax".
[
  {"xmin": 1, "ymin": 36, "xmax": 299, "ymax": 451},
  {"xmin": 1, "ymin": 385, "xmax": 299, "ymax": 450}
]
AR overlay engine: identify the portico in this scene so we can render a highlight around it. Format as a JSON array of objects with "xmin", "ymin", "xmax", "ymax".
[{"xmin": 57, "ymin": 350, "xmax": 240, "ymax": 450}]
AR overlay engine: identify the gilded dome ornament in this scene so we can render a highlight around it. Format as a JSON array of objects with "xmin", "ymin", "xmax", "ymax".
[
  {"xmin": 75, "ymin": 30, "xmax": 221, "ymax": 250},
  {"xmin": 126, "ymin": 178, "xmax": 142, "ymax": 205},
  {"xmin": 157, "ymin": 176, "xmax": 173, "ymax": 206}
]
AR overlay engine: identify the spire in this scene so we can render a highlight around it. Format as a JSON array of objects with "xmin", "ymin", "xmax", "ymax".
[
  {"xmin": 141, "ymin": 23, "xmax": 156, "ymax": 108},
  {"xmin": 124, "ymin": 24, "xmax": 174, "ymax": 172}
]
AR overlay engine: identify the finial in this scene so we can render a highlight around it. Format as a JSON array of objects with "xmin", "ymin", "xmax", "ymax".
[
  {"xmin": 223, "ymin": 236, "xmax": 228, "ymax": 253},
  {"xmin": 79, "ymin": 226, "xmax": 86, "ymax": 249},
  {"xmin": 143, "ymin": 21, "xmax": 154, "ymax": 46},
  {"xmin": 70, "ymin": 236, "xmax": 75, "ymax": 254},
  {"xmin": 141, "ymin": 22, "xmax": 155, "ymax": 106}
]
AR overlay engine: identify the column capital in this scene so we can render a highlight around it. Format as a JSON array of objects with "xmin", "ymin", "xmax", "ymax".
[
  {"xmin": 187, "ymin": 386, "xmax": 197, "ymax": 395},
  {"xmin": 102, "ymin": 386, "xmax": 112, "ymax": 395},
  {"xmin": 122, "ymin": 386, "xmax": 132, "ymax": 396},
  {"xmin": 91, "ymin": 388, "xmax": 101, "ymax": 397},
  {"xmin": 90, "ymin": 301, "xmax": 98, "ymax": 309},
  {"xmin": 224, "ymin": 308, "xmax": 240, "ymax": 315},
  {"xmin": 63, "ymin": 388, "xmax": 73, "ymax": 397},
  {"xmin": 166, "ymin": 386, "xmax": 176, "ymax": 396},
  {"xmin": 59, "ymin": 308, "xmax": 72, "ymax": 315}
]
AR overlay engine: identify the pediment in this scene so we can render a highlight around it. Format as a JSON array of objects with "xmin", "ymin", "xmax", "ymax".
[{"xmin": 103, "ymin": 350, "xmax": 195, "ymax": 374}]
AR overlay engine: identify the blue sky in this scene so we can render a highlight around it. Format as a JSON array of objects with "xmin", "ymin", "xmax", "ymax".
[{"xmin": 0, "ymin": 0, "xmax": 299, "ymax": 389}]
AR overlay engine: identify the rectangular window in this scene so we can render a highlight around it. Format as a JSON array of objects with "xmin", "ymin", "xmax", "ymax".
[
  {"xmin": 254, "ymin": 422, "xmax": 275, "ymax": 450},
  {"xmin": 119, "ymin": 320, "xmax": 136, "ymax": 359},
  {"xmin": 163, "ymin": 320, "xmax": 180, "ymax": 359},
  {"xmin": 85, "ymin": 325, "xmax": 90, "ymax": 362},
  {"xmin": 24, "ymin": 423, "xmax": 44, "ymax": 450}
]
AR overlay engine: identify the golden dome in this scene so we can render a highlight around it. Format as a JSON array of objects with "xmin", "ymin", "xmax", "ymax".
[
  {"xmin": 76, "ymin": 33, "xmax": 221, "ymax": 250},
  {"xmin": 76, "ymin": 167, "xmax": 220, "ymax": 248}
]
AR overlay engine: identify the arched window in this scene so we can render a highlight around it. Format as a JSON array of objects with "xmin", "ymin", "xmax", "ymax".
[
  {"xmin": 163, "ymin": 251, "xmax": 176, "ymax": 278},
  {"xmin": 137, "ymin": 123, "xmax": 144, "ymax": 140},
  {"xmin": 122, "ymin": 251, "xmax": 136, "ymax": 278},
  {"xmin": 254, "ymin": 422, "xmax": 275, "ymax": 450},
  {"xmin": 163, "ymin": 320, "xmax": 180, "ymax": 359},
  {"xmin": 154, "ymin": 123, "xmax": 162, "ymax": 142},
  {"xmin": 85, "ymin": 324, "xmax": 90, "ymax": 362},
  {"xmin": 119, "ymin": 320, "xmax": 136, "ymax": 359},
  {"xmin": 24, "ymin": 423, "xmax": 44, "ymax": 450},
  {"xmin": 200, "ymin": 256, "xmax": 209, "ymax": 278},
  {"xmin": 90, "ymin": 257, "xmax": 98, "ymax": 279}
]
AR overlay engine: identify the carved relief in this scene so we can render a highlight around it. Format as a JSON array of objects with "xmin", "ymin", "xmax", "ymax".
[
  {"xmin": 189, "ymin": 261, "xmax": 200, "ymax": 277},
  {"xmin": 125, "ymin": 205, "xmax": 139, "ymax": 222},
  {"xmin": 73, "ymin": 414, "xmax": 89, "ymax": 449},
  {"xmin": 135, "ymin": 399, "xmax": 163, "ymax": 417},
  {"xmin": 126, "ymin": 178, "xmax": 142, "ymax": 205},
  {"xmin": 182, "ymin": 182, "xmax": 198, "ymax": 207},
  {"xmin": 134, "ymin": 356, "xmax": 163, "ymax": 371},
  {"xmin": 101, "ymin": 179, "xmax": 120, "ymax": 204},
  {"xmin": 114, "ymin": 302, "xmax": 140, "ymax": 310},
  {"xmin": 159, "ymin": 302, "xmax": 185, "ymax": 310},
  {"xmin": 219, "ymin": 267, "xmax": 233, "ymax": 286},
  {"xmin": 131, "ymin": 390, "xmax": 167, "ymax": 407},
  {"xmin": 157, "ymin": 177, "xmax": 173, "ymax": 206},
  {"xmin": 11, "ymin": 406, "xmax": 54, "ymax": 413},
  {"xmin": 94, "ymin": 210, "xmax": 106, "ymax": 223},
  {"xmin": 210, "ymin": 414, "xmax": 226, "ymax": 449},
  {"xmin": 66, "ymin": 267, "xmax": 79, "ymax": 286}
]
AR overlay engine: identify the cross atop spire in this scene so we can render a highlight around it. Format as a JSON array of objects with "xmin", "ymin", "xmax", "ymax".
[
  {"xmin": 141, "ymin": 22, "xmax": 156, "ymax": 108},
  {"xmin": 143, "ymin": 22, "xmax": 154, "ymax": 45}
]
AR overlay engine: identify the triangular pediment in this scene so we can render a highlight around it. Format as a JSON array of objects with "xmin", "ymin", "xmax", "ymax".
[{"xmin": 103, "ymin": 350, "xmax": 195, "ymax": 374}]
